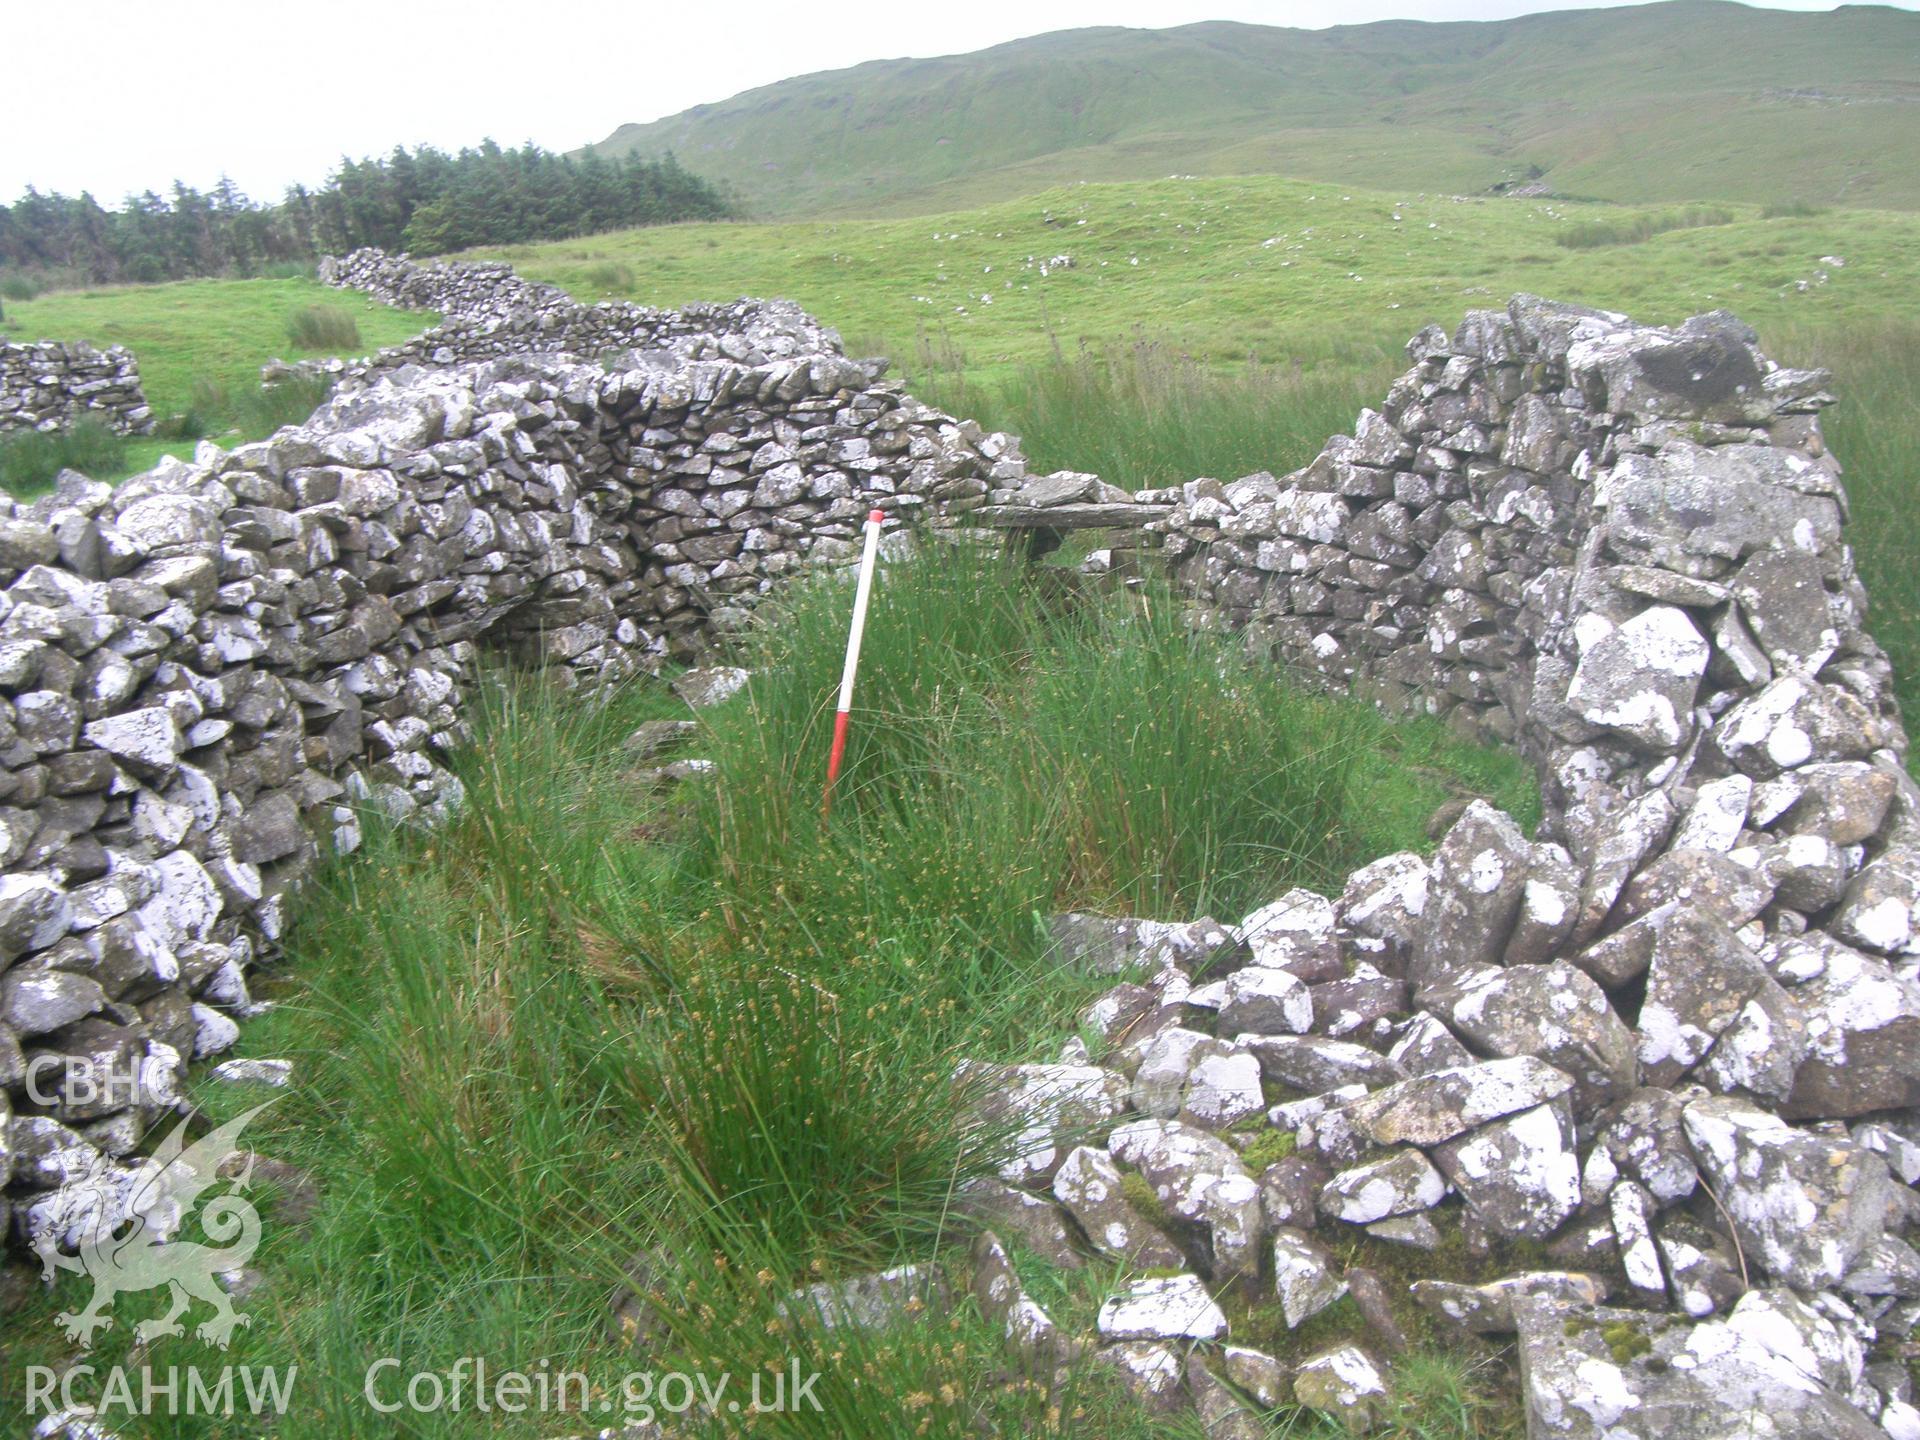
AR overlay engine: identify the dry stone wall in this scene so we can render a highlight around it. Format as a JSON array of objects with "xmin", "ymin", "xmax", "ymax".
[
  {"xmin": 0, "ymin": 341, "xmax": 154, "ymax": 438},
  {"xmin": 9, "ymin": 253, "xmax": 1920, "ymax": 1438},
  {"xmin": 296, "ymin": 247, "xmax": 842, "ymax": 388}
]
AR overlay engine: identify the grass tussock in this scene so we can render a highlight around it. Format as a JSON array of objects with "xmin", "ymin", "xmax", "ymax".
[
  {"xmin": 155, "ymin": 374, "xmax": 336, "ymax": 445},
  {"xmin": 909, "ymin": 333, "xmax": 1392, "ymax": 491},
  {"xmin": 0, "ymin": 417, "xmax": 127, "ymax": 496},
  {"xmin": 582, "ymin": 259, "xmax": 636, "ymax": 293},
  {"xmin": 1554, "ymin": 204, "xmax": 1737, "ymax": 249},
  {"xmin": 285, "ymin": 303, "xmax": 362, "ymax": 350}
]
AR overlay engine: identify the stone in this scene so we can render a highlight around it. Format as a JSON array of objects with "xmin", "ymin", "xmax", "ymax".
[
  {"xmin": 230, "ymin": 790, "xmax": 306, "ymax": 865},
  {"xmin": 1130, "ymin": 1027, "xmax": 1213, "ymax": 1119},
  {"xmin": 1, "ymin": 970, "xmax": 106, "ymax": 1035},
  {"xmin": 1696, "ymin": 977, "xmax": 1807, "ymax": 1103},
  {"xmin": 1635, "ymin": 916, "xmax": 1787, "ymax": 1087},
  {"xmin": 1216, "ymin": 965, "xmax": 1315, "ymax": 1035},
  {"xmin": 1506, "ymin": 843, "xmax": 1582, "ymax": 966},
  {"xmin": 1386, "ymin": 1011, "xmax": 1475, "ymax": 1077},
  {"xmin": 1433, "ymin": 1100, "xmax": 1582, "ymax": 1240},
  {"xmin": 1258, "ymin": 1154, "xmax": 1329, "ymax": 1230},
  {"xmin": 1681, "ymin": 1096, "xmax": 1892, "ymax": 1289},
  {"xmin": 81, "ymin": 705, "xmax": 181, "ymax": 774},
  {"xmin": 1345, "ymin": 1056, "xmax": 1575, "ymax": 1147},
  {"xmin": 1319, "ymin": 1148, "xmax": 1447, "ymax": 1225},
  {"xmin": 1609, "ymin": 1179, "xmax": 1667, "ymax": 1305},
  {"xmin": 1345, "ymin": 1267, "xmax": 1410, "ymax": 1355},
  {"xmin": 1774, "ymin": 763, "xmax": 1897, "ymax": 845},
  {"xmin": 1078, "ymin": 981, "xmax": 1157, "ymax": 1043},
  {"xmin": 1655, "ymin": 1214, "xmax": 1744, "ymax": 1318},
  {"xmin": 1597, "ymin": 440, "xmax": 1843, "ymax": 576},
  {"xmin": 208, "ymin": 1057, "xmax": 293, "ymax": 1088},
  {"xmin": 1715, "ymin": 677, "xmax": 1879, "ymax": 778},
  {"xmin": 1236, "ymin": 1033, "xmax": 1403, "ymax": 1092},
  {"xmin": 1048, "ymin": 912, "xmax": 1233, "ymax": 975},
  {"xmin": 1410, "ymin": 1271, "xmax": 1608, "ymax": 1334},
  {"xmin": 1616, "ymin": 848, "xmax": 1774, "ymax": 928},
  {"xmin": 1096, "ymin": 1273, "xmax": 1226, "ymax": 1342},
  {"xmin": 781, "ymin": 1264, "xmax": 942, "ymax": 1332},
  {"xmin": 1093, "ymin": 1343, "xmax": 1186, "ymax": 1411},
  {"xmin": 1588, "ymin": 1088, "xmax": 1699, "ymax": 1205},
  {"xmin": 1178, "ymin": 1043, "xmax": 1266, "ymax": 1131},
  {"xmin": 1841, "ymin": 1235, "xmax": 1920, "ymax": 1298},
  {"xmin": 1410, "ymin": 800, "xmax": 1531, "ymax": 991},
  {"xmin": 963, "ymin": 1061, "xmax": 1131, "ymax": 1185},
  {"xmin": 0, "ymin": 873, "xmax": 73, "ymax": 958},
  {"xmin": 1429, "ymin": 962, "xmax": 1638, "ymax": 1111},
  {"xmin": 1271, "ymin": 1227, "xmax": 1349, "ymax": 1328},
  {"xmin": 1222, "ymin": 1345, "xmax": 1291, "ymax": 1409},
  {"xmin": 1783, "ymin": 944, "xmax": 1920, "ymax": 1119},
  {"xmin": 1672, "ymin": 775, "xmax": 1754, "ymax": 853},
  {"xmin": 1831, "ymin": 850, "xmax": 1920, "ymax": 956},
  {"xmin": 1731, "ymin": 549, "xmax": 1841, "ymax": 674},
  {"xmin": 1241, "ymin": 888, "xmax": 1342, "ymax": 979},
  {"xmin": 1293, "ymin": 1346, "xmax": 1388, "ymax": 1433},
  {"xmin": 969, "ymin": 1232, "xmax": 1069, "ymax": 1366},
  {"xmin": 1337, "ymin": 852, "xmax": 1429, "ymax": 955},
  {"xmin": 1569, "ymin": 791, "xmax": 1676, "ymax": 945},
  {"xmin": 1310, "ymin": 965, "xmax": 1407, "ymax": 1037},
  {"xmin": 1566, "ymin": 605, "xmax": 1709, "ymax": 750},
  {"xmin": 1108, "ymin": 1118, "xmax": 1265, "ymax": 1281},
  {"xmin": 1051, "ymin": 1146, "xmax": 1184, "ymax": 1269},
  {"xmin": 622, "ymin": 718, "xmax": 699, "ymax": 760},
  {"xmin": 1366, "ymin": 1213, "xmax": 1442, "ymax": 1249},
  {"xmin": 670, "ymin": 666, "xmax": 750, "ymax": 709},
  {"xmin": 1186, "ymin": 1354, "xmax": 1266, "ymax": 1440},
  {"xmin": 1511, "ymin": 1292, "xmax": 1883, "ymax": 1440}
]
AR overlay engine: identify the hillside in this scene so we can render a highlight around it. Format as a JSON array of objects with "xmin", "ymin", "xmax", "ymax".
[
  {"xmin": 587, "ymin": 0, "xmax": 1920, "ymax": 217},
  {"xmin": 486, "ymin": 177, "xmax": 1920, "ymax": 380}
]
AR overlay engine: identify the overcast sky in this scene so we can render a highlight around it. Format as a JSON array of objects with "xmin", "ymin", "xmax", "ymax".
[{"xmin": 9, "ymin": 0, "xmax": 1913, "ymax": 203}]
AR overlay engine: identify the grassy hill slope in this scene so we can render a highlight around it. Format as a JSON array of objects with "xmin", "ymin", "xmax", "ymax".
[
  {"xmin": 487, "ymin": 177, "xmax": 1920, "ymax": 380},
  {"xmin": 588, "ymin": 1, "xmax": 1920, "ymax": 217}
]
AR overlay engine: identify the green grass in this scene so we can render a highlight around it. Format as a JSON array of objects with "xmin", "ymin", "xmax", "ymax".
[
  {"xmin": 482, "ymin": 176, "xmax": 1920, "ymax": 396},
  {"xmin": 587, "ymin": 5, "xmax": 1920, "ymax": 218},
  {"xmin": 0, "ymin": 417, "xmax": 127, "ymax": 496},
  {"xmin": 2, "ymin": 549, "xmax": 1532, "ymax": 1436},
  {"xmin": 1555, "ymin": 204, "xmax": 1735, "ymax": 249},
  {"xmin": 912, "ymin": 331, "xmax": 1381, "ymax": 490},
  {"xmin": 0, "ymin": 276, "xmax": 429, "ymax": 477},
  {"xmin": 284, "ymin": 303, "xmax": 361, "ymax": 350}
]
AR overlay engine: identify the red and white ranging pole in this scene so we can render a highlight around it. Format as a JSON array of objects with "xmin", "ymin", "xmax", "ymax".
[{"xmin": 823, "ymin": 508, "xmax": 887, "ymax": 817}]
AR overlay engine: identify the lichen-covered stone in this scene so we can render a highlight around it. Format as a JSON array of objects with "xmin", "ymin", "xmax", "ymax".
[
  {"xmin": 1681, "ymin": 1096, "xmax": 1892, "ymax": 1289},
  {"xmin": 1319, "ymin": 1148, "xmax": 1447, "ymax": 1225}
]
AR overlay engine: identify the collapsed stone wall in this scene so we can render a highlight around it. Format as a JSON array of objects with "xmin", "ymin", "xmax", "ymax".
[
  {"xmin": 297, "ymin": 247, "xmax": 842, "ymax": 388},
  {"xmin": 0, "ymin": 341, "xmax": 155, "ymax": 438},
  {"xmin": 0, "ymin": 301, "xmax": 1024, "ymax": 1253},
  {"xmin": 949, "ymin": 295, "xmax": 1920, "ymax": 1436}
]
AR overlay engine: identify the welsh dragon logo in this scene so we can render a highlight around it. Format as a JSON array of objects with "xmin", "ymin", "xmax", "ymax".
[{"xmin": 33, "ymin": 1103, "xmax": 273, "ymax": 1350}]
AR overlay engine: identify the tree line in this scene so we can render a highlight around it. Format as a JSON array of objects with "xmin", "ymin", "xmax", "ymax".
[{"xmin": 0, "ymin": 141, "xmax": 732, "ymax": 288}]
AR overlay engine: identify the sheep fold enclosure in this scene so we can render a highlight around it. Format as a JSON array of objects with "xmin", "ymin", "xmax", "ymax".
[{"xmin": 4, "ymin": 250, "xmax": 1916, "ymax": 1436}]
